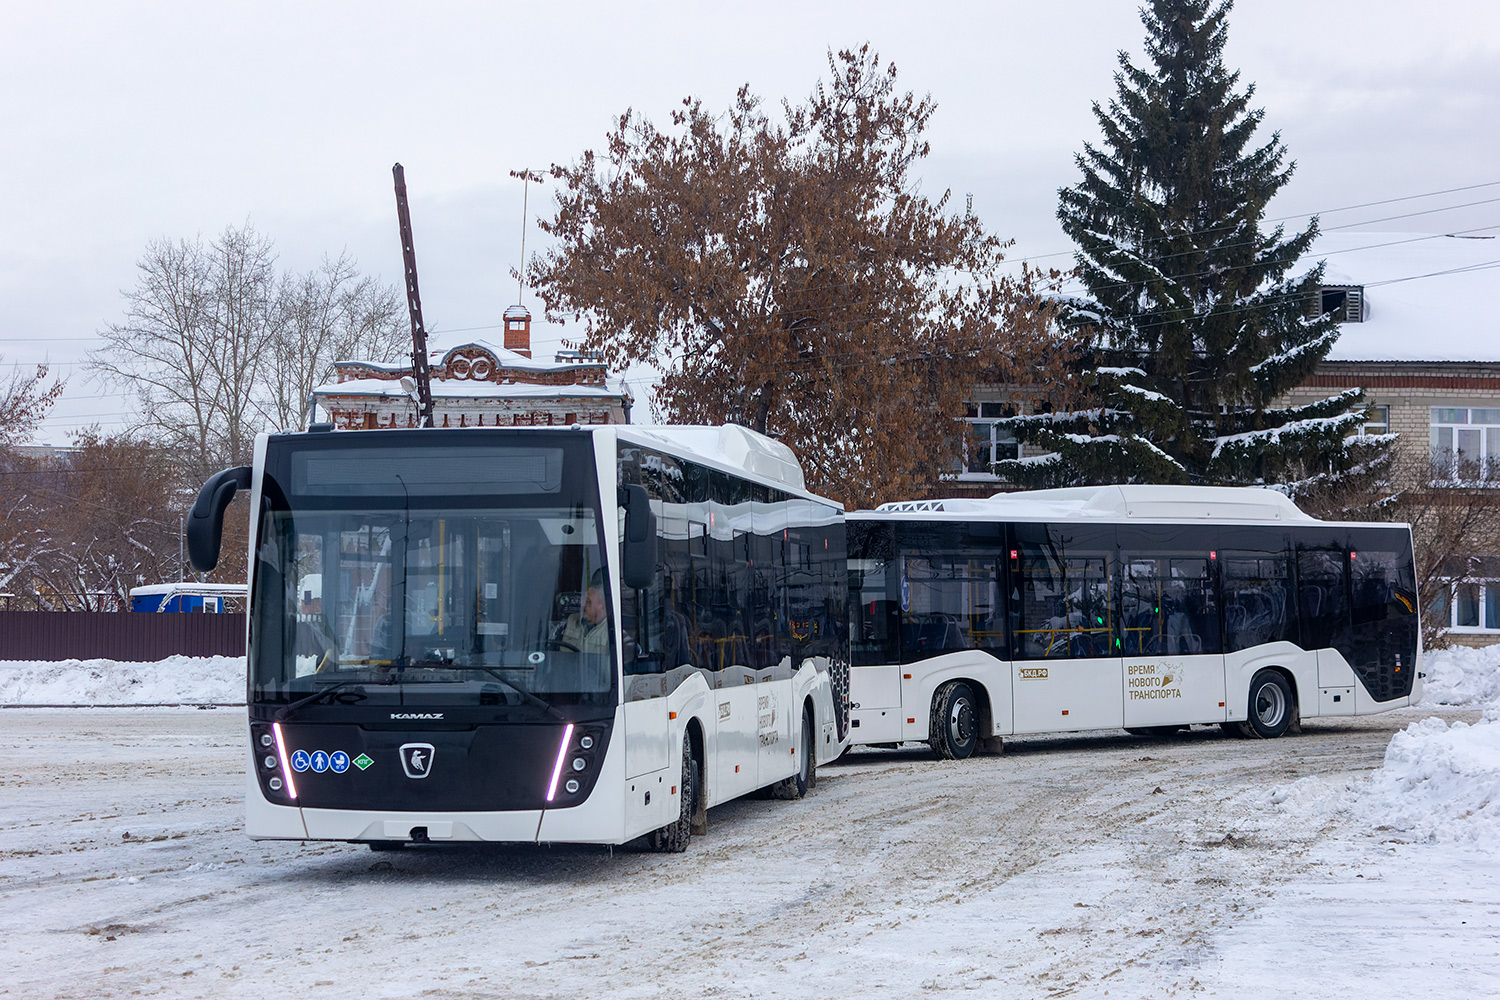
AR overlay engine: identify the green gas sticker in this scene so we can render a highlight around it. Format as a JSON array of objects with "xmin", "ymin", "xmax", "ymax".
[{"xmin": 353, "ymin": 753, "xmax": 374, "ymax": 771}]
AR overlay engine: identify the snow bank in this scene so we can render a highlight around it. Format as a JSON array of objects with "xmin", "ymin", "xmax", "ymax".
[
  {"xmin": 1351, "ymin": 645, "xmax": 1500, "ymax": 846},
  {"xmin": 1418, "ymin": 642, "xmax": 1500, "ymax": 708},
  {"xmin": 1358, "ymin": 713, "xmax": 1500, "ymax": 850},
  {"xmin": 0, "ymin": 656, "xmax": 245, "ymax": 705},
  {"xmin": 1250, "ymin": 644, "xmax": 1500, "ymax": 848}
]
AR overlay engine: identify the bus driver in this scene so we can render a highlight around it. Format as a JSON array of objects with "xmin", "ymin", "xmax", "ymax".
[{"xmin": 562, "ymin": 570, "xmax": 610, "ymax": 655}]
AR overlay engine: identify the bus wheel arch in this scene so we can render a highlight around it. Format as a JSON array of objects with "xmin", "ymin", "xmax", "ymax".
[
  {"xmin": 1234, "ymin": 667, "xmax": 1298, "ymax": 739},
  {"xmin": 929, "ymin": 679, "xmax": 984, "ymax": 760},
  {"xmin": 650, "ymin": 731, "xmax": 700, "ymax": 852},
  {"xmin": 686, "ymin": 718, "xmax": 707, "ymax": 835},
  {"xmin": 771, "ymin": 702, "xmax": 817, "ymax": 799}
]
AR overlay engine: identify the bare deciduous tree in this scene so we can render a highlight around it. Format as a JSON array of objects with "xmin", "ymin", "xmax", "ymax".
[
  {"xmin": 0, "ymin": 359, "xmax": 65, "ymax": 450},
  {"xmin": 92, "ymin": 226, "xmax": 276, "ymax": 481},
  {"xmin": 260, "ymin": 252, "xmax": 408, "ymax": 431},
  {"xmin": 93, "ymin": 225, "xmax": 404, "ymax": 480}
]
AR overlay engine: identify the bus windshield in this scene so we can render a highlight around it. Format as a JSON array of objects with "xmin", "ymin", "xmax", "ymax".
[{"xmin": 249, "ymin": 435, "xmax": 615, "ymax": 715}]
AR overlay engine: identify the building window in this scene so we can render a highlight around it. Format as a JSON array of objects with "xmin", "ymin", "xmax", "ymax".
[
  {"xmin": 1310, "ymin": 285, "xmax": 1365, "ymax": 323},
  {"xmin": 1361, "ymin": 404, "xmax": 1390, "ymax": 437},
  {"xmin": 1430, "ymin": 406, "xmax": 1500, "ymax": 483},
  {"xmin": 955, "ymin": 403, "xmax": 1021, "ymax": 477},
  {"xmin": 1433, "ymin": 578, "xmax": 1500, "ymax": 633}
]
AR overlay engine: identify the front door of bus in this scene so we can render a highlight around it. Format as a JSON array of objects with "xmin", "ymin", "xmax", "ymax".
[{"xmin": 1118, "ymin": 540, "xmax": 1225, "ymax": 727}]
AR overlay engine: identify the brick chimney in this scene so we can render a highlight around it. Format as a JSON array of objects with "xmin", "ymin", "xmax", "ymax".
[{"xmin": 504, "ymin": 304, "xmax": 531, "ymax": 358}]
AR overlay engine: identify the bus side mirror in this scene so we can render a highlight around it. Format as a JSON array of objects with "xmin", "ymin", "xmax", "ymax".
[
  {"xmin": 619, "ymin": 484, "xmax": 657, "ymax": 590},
  {"xmin": 187, "ymin": 466, "xmax": 252, "ymax": 573}
]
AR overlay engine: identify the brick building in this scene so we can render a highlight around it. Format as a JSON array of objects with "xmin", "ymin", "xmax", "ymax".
[
  {"xmin": 1277, "ymin": 233, "xmax": 1500, "ymax": 645},
  {"xmin": 309, "ymin": 304, "xmax": 632, "ymax": 429}
]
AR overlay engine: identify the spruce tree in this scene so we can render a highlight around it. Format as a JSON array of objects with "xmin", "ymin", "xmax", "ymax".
[{"xmin": 997, "ymin": 0, "xmax": 1390, "ymax": 494}]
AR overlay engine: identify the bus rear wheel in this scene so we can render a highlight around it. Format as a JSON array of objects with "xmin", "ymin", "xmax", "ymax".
[
  {"xmin": 649, "ymin": 737, "xmax": 699, "ymax": 853},
  {"xmin": 1238, "ymin": 669, "xmax": 1294, "ymax": 739},
  {"xmin": 772, "ymin": 707, "xmax": 817, "ymax": 799},
  {"xmin": 929, "ymin": 681, "xmax": 979, "ymax": 760}
]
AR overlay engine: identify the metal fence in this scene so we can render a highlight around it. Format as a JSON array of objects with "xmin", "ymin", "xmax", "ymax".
[{"xmin": 0, "ymin": 611, "xmax": 246, "ymax": 661}]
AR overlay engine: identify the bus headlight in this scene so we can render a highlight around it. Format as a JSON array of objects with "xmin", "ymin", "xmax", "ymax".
[
  {"xmin": 565, "ymin": 779, "xmax": 580, "ymax": 794},
  {"xmin": 571, "ymin": 757, "xmax": 587, "ymax": 772}
]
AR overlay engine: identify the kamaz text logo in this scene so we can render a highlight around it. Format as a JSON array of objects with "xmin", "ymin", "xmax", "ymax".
[
  {"xmin": 399, "ymin": 743, "xmax": 436, "ymax": 779},
  {"xmin": 391, "ymin": 712, "xmax": 444, "ymax": 720}
]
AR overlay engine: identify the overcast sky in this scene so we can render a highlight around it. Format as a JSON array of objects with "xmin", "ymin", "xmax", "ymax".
[{"xmin": 4, "ymin": 0, "xmax": 1499, "ymax": 443}]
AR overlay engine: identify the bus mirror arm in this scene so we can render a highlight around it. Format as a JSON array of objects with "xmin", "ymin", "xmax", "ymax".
[
  {"xmin": 186, "ymin": 466, "xmax": 252, "ymax": 573},
  {"xmin": 618, "ymin": 484, "xmax": 657, "ymax": 590}
]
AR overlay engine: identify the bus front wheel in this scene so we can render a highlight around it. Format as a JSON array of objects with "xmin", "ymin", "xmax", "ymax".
[
  {"xmin": 649, "ymin": 738, "xmax": 699, "ymax": 853},
  {"xmin": 1237, "ymin": 669, "xmax": 1294, "ymax": 739},
  {"xmin": 929, "ymin": 681, "xmax": 979, "ymax": 760},
  {"xmin": 772, "ymin": 706, "xmax": 817, "ymax": 799}
]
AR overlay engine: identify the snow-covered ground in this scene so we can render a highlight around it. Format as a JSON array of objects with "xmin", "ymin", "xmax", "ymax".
[
  {"xmin": 1, "ymin": 646, "xmax": 1497, "ymax": 997},
  {"xmin": 0, "ymin": 655, "xmax": 244, "ymax": 706}
]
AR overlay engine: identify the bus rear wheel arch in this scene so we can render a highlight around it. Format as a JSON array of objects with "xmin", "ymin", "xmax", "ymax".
[
  {"xmin": 929, "ymin": 680, "xmax": 984, "ymax": 760},
  {"xmin": 1227, "ymin": 668, "xmax": 1296, "ymax": 739}
]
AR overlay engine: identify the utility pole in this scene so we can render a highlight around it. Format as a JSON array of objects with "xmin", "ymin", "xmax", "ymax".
[{"xmin": 392, "ymin": 163, "xmax": 435, "ymax": 428}]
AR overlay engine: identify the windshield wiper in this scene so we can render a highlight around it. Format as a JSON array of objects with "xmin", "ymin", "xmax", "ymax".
[
  {"xmin": 275, "ymin": 678, "xmax": 387, "ymax": 721},
  {"xmin": 399, "ymin": 662, "xmax": 564, "ymax": 720}
]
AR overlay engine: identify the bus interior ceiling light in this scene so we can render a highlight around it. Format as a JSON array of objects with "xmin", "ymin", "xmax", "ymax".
[{"xmin": 546, "ymin": 724, "xmax": 575, "ymax": 802}]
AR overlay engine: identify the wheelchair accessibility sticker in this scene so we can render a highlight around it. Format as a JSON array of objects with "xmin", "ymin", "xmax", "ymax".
[{"xmin": 290, "ymin": 749, "xmax": 357, "ymax": 773}]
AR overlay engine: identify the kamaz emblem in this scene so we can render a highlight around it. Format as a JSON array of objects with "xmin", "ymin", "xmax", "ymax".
[{"xmin": 399, "ymin": 743, "xmax": 436, "ymax": 779}]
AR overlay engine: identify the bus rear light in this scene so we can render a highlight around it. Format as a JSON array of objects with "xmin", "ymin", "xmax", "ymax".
[
  {"xmin": 272, "ymin": 722, "xmax": 298, "ymax": 800},
  {"xmin": 546, "ymin": 723, "xmax": 575, "ymax": 802}
]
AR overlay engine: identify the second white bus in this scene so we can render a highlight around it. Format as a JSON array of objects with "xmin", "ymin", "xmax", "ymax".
[{"xmin": 847, "ymin": 485, "xmax": 1421, "ymax": 758}]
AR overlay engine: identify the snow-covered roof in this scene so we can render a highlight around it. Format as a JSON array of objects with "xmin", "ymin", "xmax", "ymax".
[
  {"xmin": 334, "ymin": 340, "xmax": 606, "ymax": 375},
  {"xmin": 311, "ymin": 377, "xmax": 629, "ymax": 401},
  {"xmin": 503, "ymin": 304, "xmax": 530, "ymax": 319},
  {"xmin": 1298, "ymin": 232, "xmax": 1500, "ymax": 363},
  {"xmin": 864, "ymin": 484, "xmax": 1318, "ymax": 524}
]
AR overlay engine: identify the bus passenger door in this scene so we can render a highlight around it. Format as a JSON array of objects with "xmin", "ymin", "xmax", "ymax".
[
  {"xmin": 1008, "ymin": 525, "xmax": 1123, "ymax": 733},
  {"xmin": 1118, "ymin": 546, "xmax": 1225, "ymax": 727}
]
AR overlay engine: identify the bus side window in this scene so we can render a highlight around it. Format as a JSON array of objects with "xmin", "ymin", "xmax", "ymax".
[{"xmin": 1220, "ymin": 552, "xmax": 1295, "ymax": 652}]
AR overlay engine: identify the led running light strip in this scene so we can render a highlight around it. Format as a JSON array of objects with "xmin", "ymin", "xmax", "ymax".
[
  {"xmin": 272, "ymin": 722, "xmax": 298, "ymax": 800},
  {"xmin": 546, "ymin": 723, "xmax": 575, "ymax": 802}
]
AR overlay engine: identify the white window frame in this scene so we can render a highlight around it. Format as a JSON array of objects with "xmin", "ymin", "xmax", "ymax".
[
  {"xmin": 1429, "ymin": 406, "xmax": 1500, "ymax": 484},
  {"xmin": 1432, "ymin": 578, "xmax": 1500, "ymax": 634},
  {"xmin": 1361, "ymin": 404, "xmax": 1390, "ymax": 437},
  {"xmin": 955, "ymin": 403, "xmax": 1022, "ymax": 480}
]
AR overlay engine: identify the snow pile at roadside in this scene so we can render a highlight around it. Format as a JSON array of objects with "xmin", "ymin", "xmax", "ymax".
[
  {"xmin": 1253, "ymin": 644, "xmax": 1500, "ymax": 847},
  {"xmin": 1418, "ymin": 642, "xmax": 1500, "ymax": 708},
  {"xmin": 0, "ymin": 656, "xmax": 245, "ymax": 705},
  {"xmin": 1348, "ymin": 644, "xmax": 1500, "ymax": 846},
  {"xmin": 1355, "ymin": 711, "xmax": 1500, "ymax": 849}
]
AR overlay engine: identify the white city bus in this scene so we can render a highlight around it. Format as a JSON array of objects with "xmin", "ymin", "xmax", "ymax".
[
  {"xmin": 847, "ymin": 485, "xmax": 1421, "ymax": 758},
  {"xmin": 186, "ymin": 424, "xmax": 849, "ymax": 851}
]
